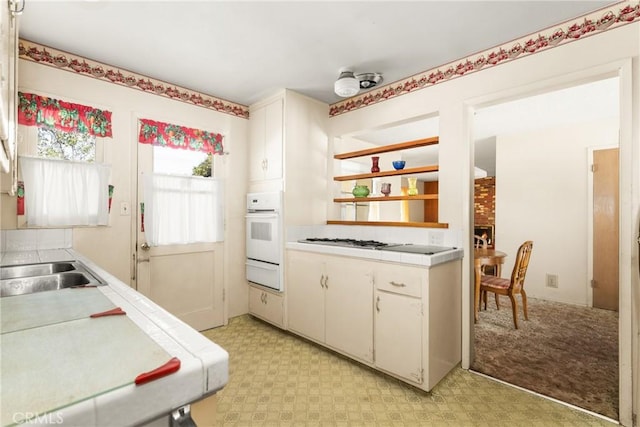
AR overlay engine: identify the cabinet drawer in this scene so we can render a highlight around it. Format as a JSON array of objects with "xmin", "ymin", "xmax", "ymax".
[{"xmin": 375, "ymin": 263, "xmax": 424, "ymax": 297}]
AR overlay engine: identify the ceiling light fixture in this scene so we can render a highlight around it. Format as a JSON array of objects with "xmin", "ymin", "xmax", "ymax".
[
  {"xmin": 334, "ymin": 69, "xmax": 384, "ymax": 98},
  {"xmin": 356, "ymin": 72, "xmax": 383, "ymax": 90},
  {"xmin": 334, "ymin": 69, "xmax": 360, "ymax": 98}
]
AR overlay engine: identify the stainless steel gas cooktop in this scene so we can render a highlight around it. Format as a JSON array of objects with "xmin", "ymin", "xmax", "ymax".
[
  {"xmin": 298, "ymin": 238, "xmax": 389, "ymax": 249},
  {"xmin": 379, "ymin": 244, "xmax": 456, "ymax": 255},
  {"xmin": 298, "ymin": 238, "xmax": 455, "ymax": 255}
]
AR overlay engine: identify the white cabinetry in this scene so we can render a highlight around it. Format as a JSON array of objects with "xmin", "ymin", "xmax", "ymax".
[
  {"xmin": 376, "ymin": 259, "xmax": 461, "ymax": 391},
  {"xmin": 248, "ymin": 285, "xmax": 284, "ymax": 328},
  {"xmin": 249, "ymin": 97, "xmax": 283, "ymax": 182},
  {"xmin": 374, "ymin": 263, "xmax": 425, "ymax": 384},
  {"xmin": 286, "ymin": 249, "xmax": 461, "ymax": 392},
  {"xmin": 286, "ymin": 251, "xmax": 325, "ymax": 342},
  {"xmin": 246, "ymin": 91, "xmax": 328, "ymax": 328},
  {"xmin": 287, "ymin": 250, "xmax": 374, "ymax": 363}
]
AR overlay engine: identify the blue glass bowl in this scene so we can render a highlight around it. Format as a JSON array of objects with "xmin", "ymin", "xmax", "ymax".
[{"xmin": 392, "ymin": 160, "xmax": 406, "ymax": 170}]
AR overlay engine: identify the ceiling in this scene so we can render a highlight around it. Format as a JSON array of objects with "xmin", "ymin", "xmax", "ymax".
[{"xmin": 18, "ymin": 1, "xmax": 614, "ymax": 107}]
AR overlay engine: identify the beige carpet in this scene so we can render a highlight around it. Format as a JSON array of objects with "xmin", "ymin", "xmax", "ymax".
[
  {"xmin": 472, "ymin": 295, "xmax": 618, "ymax": 420},
  {"xmin": 202, "ymin": 315, "xmax": 616, "ymax": 426}
]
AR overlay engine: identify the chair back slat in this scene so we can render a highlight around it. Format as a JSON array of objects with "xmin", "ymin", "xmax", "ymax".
[{"xmin": 509, "ymin": 241, "xmax": 533, "ymax": 291}]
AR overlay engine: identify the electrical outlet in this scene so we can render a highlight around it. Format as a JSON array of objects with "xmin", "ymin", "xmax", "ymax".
[
  {"xmin": 428, "ymin": 231, "xmax": 444, "ymax": 246},
  {"xmin": 120, "ymin": 202, "xmax": 130, "ymax": 216},
  {"xmin": 546, "ymin": 273, "xmax": 558, "ymax": 288}
]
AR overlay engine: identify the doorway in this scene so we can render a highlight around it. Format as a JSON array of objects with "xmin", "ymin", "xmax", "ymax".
[{"xmin": 470, "ymin": 76, "xmax": 621, "ymax": 419}]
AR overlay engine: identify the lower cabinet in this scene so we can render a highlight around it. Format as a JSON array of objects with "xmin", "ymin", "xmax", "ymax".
[
  {"xmin": 287, "ymin": 250, "xmax": 374, "ymax": 363},
  {"xmin": 286, "ymin": 249, "xmax": 462, "ymax": 392},
  {"xmin": 375, "ymin": 259, "xmax": 462, "ymax": 390},
  {"xmin": 286, "ymin": 251, "xmax": 325, "ymax": 342},
  {"xmin": 374, "ymin": 290, "xmax": 423, "ymax": 384},
  {"xmin": 248, "ymin": 285, "xmax": 284, "ymax": 328}
]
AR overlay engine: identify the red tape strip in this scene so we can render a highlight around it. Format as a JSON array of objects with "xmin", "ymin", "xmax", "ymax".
[
  {"xmin": 89, "ymin": 307, "xmax": 126, "ymax": 318},
  {"xmin": 135, "ymin": 357, "xmax": 181, "ymax": 385}
]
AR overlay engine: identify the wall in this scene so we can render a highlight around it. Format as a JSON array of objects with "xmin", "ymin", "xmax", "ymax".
[
  {"xmin": 1, "ymin": 59, "xmax": 250, "ymax": 318},
  {"xmin": 327, "ymin": 23, "xmax": 639, "ymax": 424},
  {"xmin": 496, "ymin": 118, "xmax": 618, "ymax": 306},
  {"xmin": 474, "ymin": 177, "xmax": 495, "ymax": 227}
]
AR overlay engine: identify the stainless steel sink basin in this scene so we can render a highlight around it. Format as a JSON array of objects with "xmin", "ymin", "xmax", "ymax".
[
  {"xmin": 0, "ymin": 261, "xmax": 107, "ymax": 297},
  {"xmin": 1, "ymin": 262, "xmax": 76, "ymax": 280}
]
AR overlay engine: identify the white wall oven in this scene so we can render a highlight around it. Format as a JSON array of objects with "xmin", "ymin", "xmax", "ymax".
[{"xmin": 246, "ymin": 191, "xmax": 283, "ymax": 291}]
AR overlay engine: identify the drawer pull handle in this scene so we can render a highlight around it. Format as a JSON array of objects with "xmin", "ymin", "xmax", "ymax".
[
  {"xmin": 320, "ymin": 274, "xmax": 325, "ymax": 288},
  {"xmin": 376, "ymin": 296, "xmax": 380, "ymax": 312},
  {"xmin": 323, "ymin": 276, "xmax": 329, "ymax": 289},
  {"xmin": 390, "ymin": 281, "xmax": 406, "ymax": 287}
]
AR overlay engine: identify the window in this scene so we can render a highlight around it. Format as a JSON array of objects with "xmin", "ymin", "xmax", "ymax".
[
  {"xmin": 17, "ymin": 92, "xmax": 113, "ymax": 227},
  {"xmin": 153, "ymin": 145, "xmax": 210, "ymax": 176},
  {"xmin": 19, "ymin": 156, "xmax": 111, "ymax": 227},
  {"xmin": 37, "ymin": 127, "xmax": 96, "ymax": 162},
  {"xmin": 139, "ymin": 118, "xmax": 225, "ymax": 246},
  {"xmin": 143, "ymin": 173, "xmax": 224, "ymax": 246}
]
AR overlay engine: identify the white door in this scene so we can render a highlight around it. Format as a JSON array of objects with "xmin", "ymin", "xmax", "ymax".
[
  {"xmin": 324, "ymin": 257, "xmax": 374, "ymax": 362},
  {"xmin": 592, "ymin": 147, "xmax": 619, "ymax": 311},
  {"xmin": 286, "ymin": 250, "xmax": 325, "ymax": 342},
  {"xmin": 374, "ymin": 291, "xmax": 423, "ymax": 384},
  {"xmin": 248, "ymin": 98, "xmax": 283, "ymax": 182},
  {"xmin": 135, "ymin": 141, "xmax": 224, "ymax": 331}
]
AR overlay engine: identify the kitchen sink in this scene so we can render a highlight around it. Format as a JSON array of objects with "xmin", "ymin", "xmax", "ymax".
[
  {"xmin": 1, "ymin": 262, "xmax": 76, "ymax": 280},
  {"xmin": 0, "ymin": 261, "xmax": 107, "ymax": 297}
]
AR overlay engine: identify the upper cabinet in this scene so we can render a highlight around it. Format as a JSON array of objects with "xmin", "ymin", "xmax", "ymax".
[
  {"xmin": 249, "ymin": 97, "xmax": 283, "ymax": 182},
  {"xmin": 0, "ymin": 0, "xmax": 19, "ymax": 183},
  {"xmin": 248, "ymin": 90, "xmax": 328, "ymax": 224}
]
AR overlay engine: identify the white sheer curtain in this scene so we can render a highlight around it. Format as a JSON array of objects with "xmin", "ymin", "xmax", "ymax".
[
  {"xmin": 19, "ymin": 156, "xmax": 111, "ymax": 227},
  {"xmin": 144, "ymin": 173, "xmax": 224, "ymax": 246}
]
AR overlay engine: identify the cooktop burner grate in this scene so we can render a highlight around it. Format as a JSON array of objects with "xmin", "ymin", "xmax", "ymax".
[{"xmin": 299, "ymin": 238, "xmax": 389, "ymax": 248}]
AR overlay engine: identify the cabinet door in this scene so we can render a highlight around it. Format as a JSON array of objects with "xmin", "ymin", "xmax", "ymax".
[
  {"xmin": 263, "ymin": 98, "xmax": 283, "ymax": 180},
  {"xmin": 286, "ymin": 251, "xmax": 325, "ymax": 342},
  {"xmin": 374, "ymin": 291, "xmax": 423, "ymax": 384},
  {"xmin": 248, "ymin": 105, "xmax": 266, "ymax": 182},
  {"xmin": 248, "ymin": 286, "xmax": 284, "ymax": 328},
  {"xmin": 325, "ymin": 258, "xmax": 374, "ymax": 362}
]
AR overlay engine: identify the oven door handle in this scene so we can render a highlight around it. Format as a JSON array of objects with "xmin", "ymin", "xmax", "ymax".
[
  {"xmin": 245, "ymin": 213, "xmax": 279, "ymax": 219},
  {"xmin": 246, "ymin": 260, "xmax": 279, "ymax": 270}
]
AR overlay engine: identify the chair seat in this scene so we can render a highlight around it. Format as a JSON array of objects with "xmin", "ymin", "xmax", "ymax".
[{"xmin": 480, "ymin": 275, "xmax": 510, "ymax": 289}]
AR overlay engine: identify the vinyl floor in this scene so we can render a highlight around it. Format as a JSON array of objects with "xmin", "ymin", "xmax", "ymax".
[{"xmin": 202, "ymin": 315, "xmax": 616, "ymax": 426}]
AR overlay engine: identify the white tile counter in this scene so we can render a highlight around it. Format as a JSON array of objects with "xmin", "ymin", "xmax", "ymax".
[
  {"xmin": 0, "ymin": 249, "xmax": 228, "ymax": 427},
  {"xmin": 286, "ymin": 242, "xmax": 463, "ymax": 267}
]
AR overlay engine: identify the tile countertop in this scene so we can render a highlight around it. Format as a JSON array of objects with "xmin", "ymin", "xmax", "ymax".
[
  {"xmin": 286, "ymin": 242, "xmax": 464, "ymax": 267},
  {"xmin": 0, "ymin": 249, "xmax": 229, "ymax": 427}
]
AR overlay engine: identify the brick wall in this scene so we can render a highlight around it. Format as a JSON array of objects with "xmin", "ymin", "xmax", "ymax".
[{"xmin": 474, "ymin": 177, "xmax": 495, "ymax": 226}]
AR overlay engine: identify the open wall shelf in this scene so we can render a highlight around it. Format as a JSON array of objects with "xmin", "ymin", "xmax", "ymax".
[
  {"xmin": 332, "ymin": 135, "xmax": 446, "ymax": 228},
  {"xmin": 327, "ymin": 220, "xmax": 448, "ymax": 228},
  {"xmin": 334, "ymin": 194, "xmax": 438, "ymax": 203},
  {"xmin": 333, "ymin": 165, "xmax": 439, "ymax": 181}
]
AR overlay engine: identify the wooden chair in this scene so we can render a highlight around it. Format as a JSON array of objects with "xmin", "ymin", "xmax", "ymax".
[
  {"xmin": 480, "ymin": 240, "xmax": 533, "ymax": 329},
  {"xmin": 474, "ymin": 235, "xmax": 488, "ymax": 249}
]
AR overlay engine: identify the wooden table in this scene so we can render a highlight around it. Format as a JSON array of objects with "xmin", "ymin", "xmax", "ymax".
[{"xmin": 474, "ymin": 248, "xmax": 507, "ymax": 322}]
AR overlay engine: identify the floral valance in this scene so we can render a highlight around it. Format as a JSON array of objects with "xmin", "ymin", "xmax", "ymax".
[
  {"xmin": 17, "ymin": 92, "xmax": 113, "ymax": 137},
  {"xmin": 138, "ymin": 118, "xmax": 224, "ymax": 154}
]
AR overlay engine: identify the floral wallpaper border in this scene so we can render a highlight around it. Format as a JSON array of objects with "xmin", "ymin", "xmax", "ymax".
[
  {"xmin": 18, "ymin": 39, "xmax": 250, "ymax": 119},
  {"xmin": 329, "ymin": 0, "xmax": 639, "ymax": 117}
]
